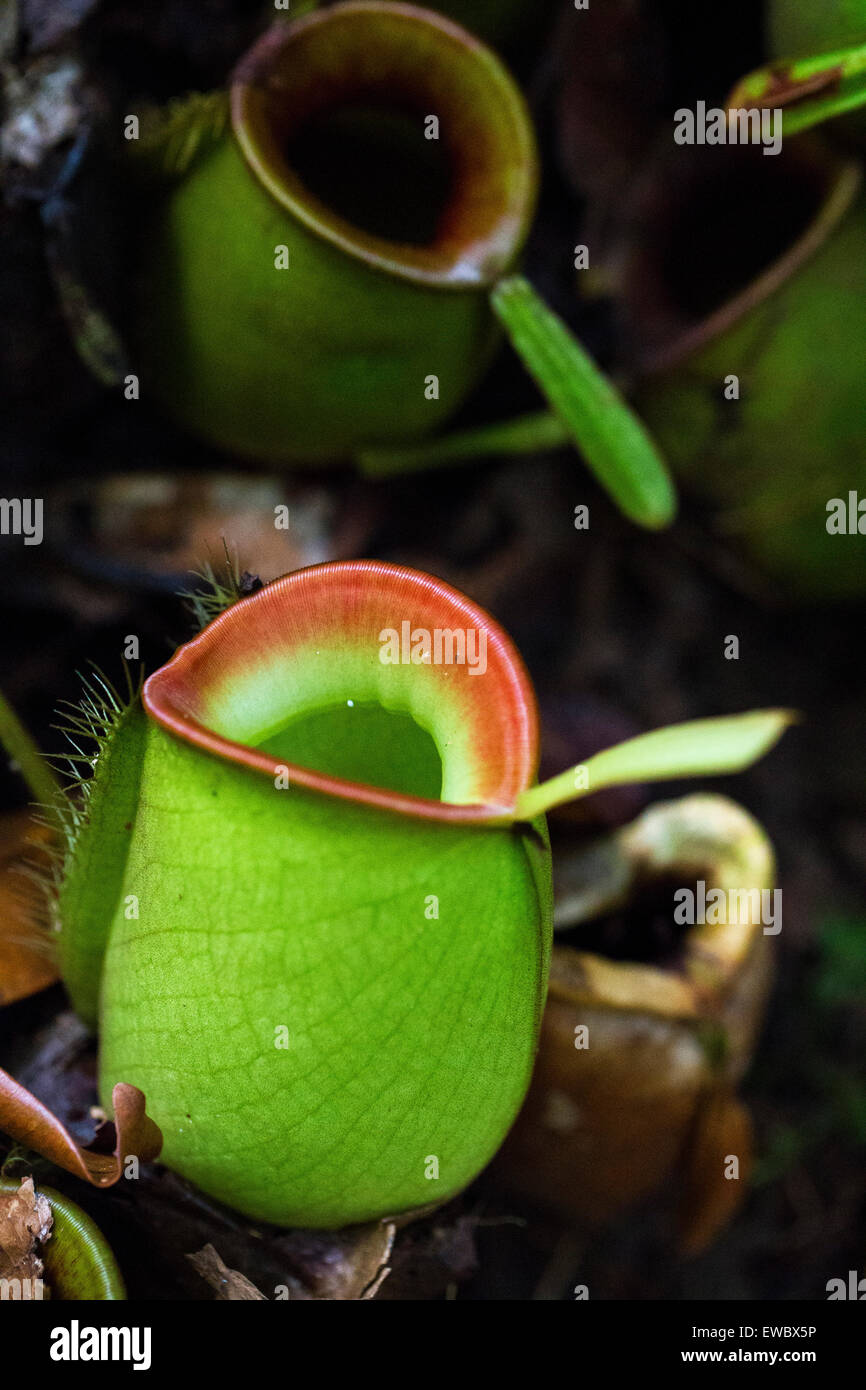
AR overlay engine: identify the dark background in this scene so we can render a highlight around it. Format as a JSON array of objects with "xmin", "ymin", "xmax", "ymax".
[{"xmin": 0, "ymin": 0, "xmax": 863, "ymax": 1299}]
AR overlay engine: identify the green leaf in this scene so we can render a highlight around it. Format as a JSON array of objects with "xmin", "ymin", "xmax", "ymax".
[
  {"xmin": 47, "ymin": 265, "xmax": 129, "ymax": 388},
  {"xmin": 516, "ymin": 709, "xmax": 796, "ymax": 821},
  {"xmin": 0, "ymin": 689, "xmax": 63, "ymax": 821},
  {"xmin": 357, "ymin": 410, "xmax": 569, "ymax": 476},
  {"xmin": 490, "ymin": 276, "xmax": 677, "ymax": 529},
  {"xmin": 728, "ymin": 41, "xmax": 866, "ymax": 137}
]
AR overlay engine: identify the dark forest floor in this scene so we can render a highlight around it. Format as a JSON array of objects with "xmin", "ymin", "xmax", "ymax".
[{"xmin": 1, "ymin": 0, "xmax": 863, "ymax": 1299}]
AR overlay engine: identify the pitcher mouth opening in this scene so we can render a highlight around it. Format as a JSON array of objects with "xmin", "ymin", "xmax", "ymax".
[
  {"xmin": 230, "ymin": 2, "xmax": 538, "ymax": 287},
  {"xmin": 620, "ymin": 138, "xmax": 861, "ymax": 373},
  {"xmin": 556, "ymin": 870, "xmax": 695, "ymax": 974},
  {"xmin": 143, "ymin": 561, "xmax": 539, "ymax": 824},
  {"xmin": 549, "ymin": 795, "xmax": 775, "ymax": 1014}
]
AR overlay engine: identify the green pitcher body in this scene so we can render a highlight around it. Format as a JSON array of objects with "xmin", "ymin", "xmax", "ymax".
[
  {"xmin": 94, "ymin": 720, "xmax": 549, "ymax": 1227},
  {"xmin": 637, "ymin": 192, "xmax": 866, "ymax": 597},
  {"xmin": 134, "ymin": 3, "xmax": 538, "ymax": 463},
  {"xmin": 137, "ymin": 135, "xmax": 502, "ymax": 462}
]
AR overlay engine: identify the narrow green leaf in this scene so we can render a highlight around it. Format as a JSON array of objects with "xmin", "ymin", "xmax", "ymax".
[
  {"xmin": 490, "ymin": 276, "xmax": 677, "ymax": 529},
  {"xmin": 516, "ymin": 709, "xmax": 796, "ymax": 821},
  {"xmin": 728, "ymin": 42, "xmax": 866, "ymax": 137},
  {"xmin": 0, "ymin": 689, "xmax": 63, "ymax": 821},
  {"xmin": 47, "ymin": 265, "xmax": 129, "ymax": 388},
  {"xmin": 357, "ymin": 410, "xmax": 569, "ymax": 476}
]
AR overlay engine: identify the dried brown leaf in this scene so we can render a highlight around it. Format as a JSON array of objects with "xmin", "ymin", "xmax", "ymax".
[
  {"xmin": 0, "ymin": 54, "xmax": 84, "ymax": 169},
  {"xmin": 677, "ymin": 1089, "xmax": 753, "ymax": 1256},
  {"xmin": 0, "ymin": 1175, "xmax": 51, "ymax": 1281},
  {"xmin": 186, "ymin": 1244, "xmax": 267, "ymax": 1301},
  {"xmin": 279, "ymin": 1220, "xmax": 396, "ymax": 1300},
  {"xmin": 0, "ymin": 810, "xmax": 59, "ymax": 1006},
  {"xmin": 0, "ymin": 1075, "xmax": 163, "ymax": 1185}
]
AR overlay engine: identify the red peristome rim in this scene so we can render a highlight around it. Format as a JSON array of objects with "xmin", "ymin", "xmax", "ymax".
[{"xmin": 143, "ymin": 560, "xmax": 539, "ymax": 824}]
